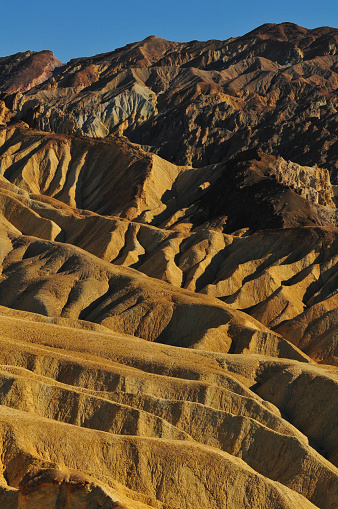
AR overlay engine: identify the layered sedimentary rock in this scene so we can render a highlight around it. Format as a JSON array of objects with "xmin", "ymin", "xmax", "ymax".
[
  {"xmin": 0, "ymin": 306, "xmax": 336, "ymax": 508},
  {"xmin": 0, "ymin": 123, "xmax": 336, "ymax": 229},
  {"xmin": 0, "ymin": 21, "xmax": 337, "ymax": 509},
  {"xmin": 0, "ymin": 50, "xmax": 62, "ymax": 94},
  {"xmin": 3, "ymin": 23, "xmax": 337, "ymax": 181}
]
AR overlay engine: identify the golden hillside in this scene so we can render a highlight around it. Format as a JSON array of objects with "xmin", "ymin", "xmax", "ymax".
[{"xmin": 0, "ymin": 22, "xmax": 337, "ymax": 509}]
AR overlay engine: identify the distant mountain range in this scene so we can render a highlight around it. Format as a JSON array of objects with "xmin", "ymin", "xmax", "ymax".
[{"xmin": 0, "ymin": 22, "xmax": 337, "ymax": 509}]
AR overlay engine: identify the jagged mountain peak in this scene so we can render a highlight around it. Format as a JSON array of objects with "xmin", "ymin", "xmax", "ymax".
[{"xmin": 0, "ymin": 23, "xmax": 337, "ymax": 509}]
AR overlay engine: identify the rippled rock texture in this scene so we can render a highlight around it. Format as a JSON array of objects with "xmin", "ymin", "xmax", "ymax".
[{"xmin": 0, "ymin": 22, "xmax": 337, "ymax": 509}]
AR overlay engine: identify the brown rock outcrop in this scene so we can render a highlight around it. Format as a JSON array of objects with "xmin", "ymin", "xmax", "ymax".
[
  {"xmin": 3, "ymin": 23, "xmax": 337, "ymax": 182},
  {"xmin": 0, "ymin": 51, "xmax": 62, "ymax": 93}
]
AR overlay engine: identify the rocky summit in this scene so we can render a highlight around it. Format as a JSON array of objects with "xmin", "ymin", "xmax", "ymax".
[{"xmin": 0, "ymin": 22, "xmax": 337, "ymax": 509}]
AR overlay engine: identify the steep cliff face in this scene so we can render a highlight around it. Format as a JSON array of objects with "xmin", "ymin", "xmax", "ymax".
[{"xmin": 266, "ymin": 157, "xmax": 335, "ymax": 207}]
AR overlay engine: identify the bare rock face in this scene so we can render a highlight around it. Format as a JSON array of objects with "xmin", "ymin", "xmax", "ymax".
[
  {"xmin": 3, "ymin": 23, "xmax": 337, "ymax": 182},
  {"xmin": 0, "ymin": 51, "xmax": 63, "ymax": 93},
  {"xmin": 267, "ymin": 157, "xmax": 335, "ymax": 207},
  {"xmin": 0, "ymin": 22, "xmax": 337, "ymax": 509},
  {"xmin": 0, "ymin": 124, "xmax": 336, "ymax": 231}
]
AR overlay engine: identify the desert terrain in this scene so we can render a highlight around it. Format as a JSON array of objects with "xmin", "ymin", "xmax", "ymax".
[{"xmin": 0, "ymin": 22, "xmax": 337, "ymax": 508}]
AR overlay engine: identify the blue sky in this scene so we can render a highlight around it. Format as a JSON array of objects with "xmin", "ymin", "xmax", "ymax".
[{"xmin": 2, "ymin": 0, "xmax": 338, "ymax": 62}]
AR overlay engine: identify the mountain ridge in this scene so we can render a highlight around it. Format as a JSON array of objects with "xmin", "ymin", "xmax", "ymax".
[{"xmin": 0, "ymin": 22, "xmax": 337, "ymax": 508}]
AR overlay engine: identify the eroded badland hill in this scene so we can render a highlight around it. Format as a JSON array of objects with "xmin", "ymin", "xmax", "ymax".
[{"xmin": 0, "ymin": 22, "xmax": 337, "ymax": 508}]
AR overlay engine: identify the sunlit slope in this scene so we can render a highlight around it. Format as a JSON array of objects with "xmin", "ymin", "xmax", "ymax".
[{"xmin": 0, "ymin": 306, "xmax": 336, "ymax": 508}]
